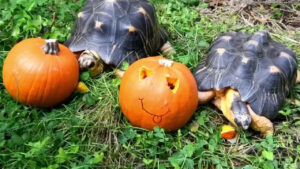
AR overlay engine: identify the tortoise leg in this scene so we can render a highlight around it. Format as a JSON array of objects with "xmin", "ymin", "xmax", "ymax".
[
  {"xmin": 78, "ymin": 50, "xmax": 104, "ymax": 77},
  {"xmin": 215, "ymin": 89, "xmax": 252, "ymax": 129},
  {"xmin": 198, "ymin": 90, "xmax": 216, "ymax": 104},
  {"xmin": 160, "ymin": 41, "xmax": 175, "ymax": 56},
  {"xmin": 115, "ymin": 69, "xmax": 125, "ymax": 78},
  {"xmin": 247, "ymin": 105, "xmax": 274, "ymax": 137}
]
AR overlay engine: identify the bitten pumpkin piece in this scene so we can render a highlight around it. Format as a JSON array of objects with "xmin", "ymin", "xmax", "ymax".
[
  {"xmin": 2, "ymin": 38, "xmax": 79, "ymax": 107},
  {"xmin": 119, "ymin": 56, "xmax": 198, "ymax": 131},
  {"xmin": 221, "ymin": 124, "xmax": 236, "ymax": 139}
]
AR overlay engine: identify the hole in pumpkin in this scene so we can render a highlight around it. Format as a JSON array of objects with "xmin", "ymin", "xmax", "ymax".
[
  {"xmin": 166, "ymin": 77, "xmax": 179, "ymax": 93},
  {"xmin": 139, "ymin": 67, "xmax": 153, "ymax": 80},
  {"xmin": 168, "ymin": 83, "xmax": 175, "ymax": 90}
]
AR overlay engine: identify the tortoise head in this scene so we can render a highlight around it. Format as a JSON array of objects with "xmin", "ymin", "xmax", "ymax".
[{"xmin": 232, "ymin": 95, "xmax": 252, "ymax": 130}]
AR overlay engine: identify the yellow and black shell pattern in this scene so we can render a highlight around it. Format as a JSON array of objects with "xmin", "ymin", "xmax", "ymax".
[
  {"xmin": 194, "ymin": 30, "xmax": 297, "ymax": 119},
  {"xmin": 65, "ymin": 0, "xmax": 168, "ymax": 67}
]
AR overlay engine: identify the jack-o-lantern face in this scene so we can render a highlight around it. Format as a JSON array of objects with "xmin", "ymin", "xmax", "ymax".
[{"xmin": 119, "ymin": 56, "xmax": 198, "ymax": 131}]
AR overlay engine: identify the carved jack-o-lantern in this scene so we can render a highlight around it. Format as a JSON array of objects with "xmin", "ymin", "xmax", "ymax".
[{"xmin": 119, "ymin": 56, "xmax": 198, "ymax": 131}]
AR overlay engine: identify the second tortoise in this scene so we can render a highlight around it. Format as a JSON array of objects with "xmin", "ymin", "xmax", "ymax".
[{"xmin": 194, "ymin": 30, "xmax": 298, "ymax": 136}]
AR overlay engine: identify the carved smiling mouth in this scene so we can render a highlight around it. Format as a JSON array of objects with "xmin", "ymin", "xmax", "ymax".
[{"xmin": 138, "ymin": 98, "xmax": 170, "ymax": 124}]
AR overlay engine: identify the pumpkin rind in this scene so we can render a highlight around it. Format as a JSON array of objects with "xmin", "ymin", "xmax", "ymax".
[
  {"xmin": 119, "ymin": 56, "xmax": 198, "ymax": 131},
  {"xmin": 221, "ymin": 125, "xmax": 236, "ymax": 139},
  {"xmin": 2, "ymin": 38, "xmax": 79, "ymax": 107}
]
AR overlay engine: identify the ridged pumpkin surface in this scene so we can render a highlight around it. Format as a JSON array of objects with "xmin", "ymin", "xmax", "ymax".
[
  {"xmin": 2, "ymin": 38, "xmax": 79, "ymax": 107},
  {"xmin": 119, "ymin": 56, "xmax": 198, "ymax": 131}
]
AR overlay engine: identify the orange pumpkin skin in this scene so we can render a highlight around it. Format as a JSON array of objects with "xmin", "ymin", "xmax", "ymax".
[
  {"xmin": 119, "ymin": 56, "xmax": 198, "ymax": 131},
  {"xmin": 2, "ymin": 38, "xmax": 79, "ymax": 107}
]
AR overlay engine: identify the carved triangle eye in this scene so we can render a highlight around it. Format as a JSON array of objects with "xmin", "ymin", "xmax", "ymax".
[
  {"xmin": 166, "ymin": 77, "xmax": 179, "ymax": 93},
  {"xmin": 139, "ymin": 67, "xmax": 153, "ymax": 80}
]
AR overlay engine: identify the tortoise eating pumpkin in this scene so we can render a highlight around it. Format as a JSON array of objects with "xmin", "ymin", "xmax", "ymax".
[
  {"xmin": 65, "ymin": 0, "xmax": 173, "ymax": 77},
  {"xmin": 194, "ymin": 30, "xmax": 298, "ymax": 136}
]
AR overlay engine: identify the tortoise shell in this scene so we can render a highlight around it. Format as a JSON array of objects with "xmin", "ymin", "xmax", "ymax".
[
  {"xmin": 65, "ymin": 0, "xmax": 168, "ymax": 67},
  {"xmin": 194, "ymin": 30, "xmax": 297, "ymax": 119}
]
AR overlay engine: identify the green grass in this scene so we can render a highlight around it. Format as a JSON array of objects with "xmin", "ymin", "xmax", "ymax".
[{"xmin": 0, "ymin": 0, "xmax": 299, "ymax": 168}]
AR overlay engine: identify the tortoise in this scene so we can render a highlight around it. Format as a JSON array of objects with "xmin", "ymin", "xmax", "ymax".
[
  {"xmin": 65, "ymin": 0, "xmax": 173, "ymax": 76},
  {"xmin": 194, "ymin": 30, "xmax": 298, "ymax": 136}
]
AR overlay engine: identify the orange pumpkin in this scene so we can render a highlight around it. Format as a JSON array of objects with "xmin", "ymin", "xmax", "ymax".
[
  {"xmin": 119, "ymin": 56, "xmax": 198, "ymax": 131},
  {"xmin": 2, "ymin": 38, "xmax": 79, "ymax": 107}
]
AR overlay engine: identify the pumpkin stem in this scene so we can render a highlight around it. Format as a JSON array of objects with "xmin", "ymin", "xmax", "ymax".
[{"xmin": 42, "ymin": 39, "xmax": 60, "ymax": 55}]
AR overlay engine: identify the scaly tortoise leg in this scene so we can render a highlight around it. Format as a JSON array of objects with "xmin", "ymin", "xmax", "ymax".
[
  {"xmin": 198, "ymin": 90, "xmax": 216, "ymax": 104},
  {"xmin": 115, "ymin": 69, "xmax": 125, "ymax": 78},
  {"xmin": 160, "ymin": 41, "xmax": 175, "ymax": 56},
  {"xmin": 213, "ymin": 89, "xmax": 252, "ymax": 130},
  {"xmin": 247, "ymin": 105, "xmax": 274, "ymax": 137},
  {"xmin": 78, "ymin": 50, "xmax": 104, "ymax": 77}
]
